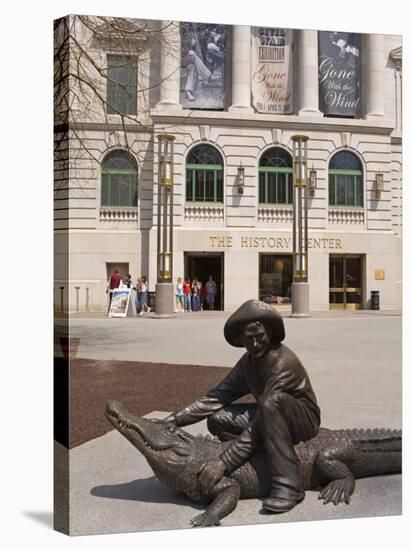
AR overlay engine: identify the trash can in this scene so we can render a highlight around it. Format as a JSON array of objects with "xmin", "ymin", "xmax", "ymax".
[
  {"xmin": 148, "ymin": 291, "xmax": 156, "ymax": 312},
  {"xmin": 370, "ymin": 290, "xmax": 380, "ymax": 310}
]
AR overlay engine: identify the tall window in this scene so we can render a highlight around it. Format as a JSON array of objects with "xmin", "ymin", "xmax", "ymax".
[
  {"xmin": 186, "ymin": 145, "xmax": 224, "ymax": 203},
  {"xmin": 329, "ymin": 151, "xmax": 363, "ymax": 207},
  {"xmin": 259, "ymin": 148, "xmax": 293, "ymax": 204},
  {"xmin": 107, "ymin": 55, "xmax": 137, "ymax": 115},
  {"xmin": 101, "ymin": 150, "xmax": 138, "ymax": 207}
]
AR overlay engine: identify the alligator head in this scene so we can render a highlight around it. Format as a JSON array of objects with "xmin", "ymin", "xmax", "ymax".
[{"xmin": 105, "ymin": 400, "xmax": 199, "ymax": 489}]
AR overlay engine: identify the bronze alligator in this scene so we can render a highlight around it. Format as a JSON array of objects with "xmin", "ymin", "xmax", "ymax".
[{"xmin": 106, "ymin": 400, "xmax": 401, "ymax": 527}]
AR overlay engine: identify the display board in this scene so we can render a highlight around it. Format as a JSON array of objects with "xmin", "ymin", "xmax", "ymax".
[{"xmin": 108, "ymin": 288, "xmax": 133, "ymax": 318}]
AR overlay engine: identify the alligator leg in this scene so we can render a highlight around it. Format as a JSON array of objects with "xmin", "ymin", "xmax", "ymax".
[
  {"xmin": 314, "ymin": 449, "xmax": 356, "ymax": 505},
  {"xmin": 190, "ymin": 477, "xmax": 241, "ymax": 527}
]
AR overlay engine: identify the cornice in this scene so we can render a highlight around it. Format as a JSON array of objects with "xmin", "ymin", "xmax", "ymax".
[{"xmin": 151, "ymin": 109, "xmax": 395, "ymax": 136}]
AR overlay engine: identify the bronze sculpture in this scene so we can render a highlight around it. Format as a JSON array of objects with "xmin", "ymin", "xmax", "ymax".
[
  {"xmin": 164, "ymin": 300, "xmax": 320, "ymax": 513},
  {"xmin": 106, "ymin": 401, "xmax": 401, "ymax": 527},
  {"xmin": 105, "ymin": 299, "xmax": 402, "ymax": 526}
]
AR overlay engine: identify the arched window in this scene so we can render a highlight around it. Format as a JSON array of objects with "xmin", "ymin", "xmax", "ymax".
[
  {"xmin": 101, "ymin": 150, "xmax": 138, "ymax": 207},
  {"xmin": 259, "ymin": 148, "xmax": 293, "ymax": 204},
  {"xmin": 329, "ymin": 151, "xmax": 363, "ymax": 207},
  {"xmin": 186, "ymin": 145, "xmax": 224, "ymax": 203}
]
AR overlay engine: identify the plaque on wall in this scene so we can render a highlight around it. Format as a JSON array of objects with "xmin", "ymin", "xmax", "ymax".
[
  {"xmin": 251, "ymin": 27, "xmax": 294, "ymax": 114},
  {"xmin": 318, "ymin": 31, "xmax": 361, "ymax": 117},
  {"xmin": 375, "ymin": 269, "xmax": 385, "ymax": 280},
  {"xmin": 180, "ymin": 22, "xmax": 227, "ymax": 109}
]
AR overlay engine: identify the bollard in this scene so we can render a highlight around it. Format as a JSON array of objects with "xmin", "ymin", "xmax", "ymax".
[
  {"xmin": 75, "ymin": 286, "xmax": 80, "ymax": 313},
  {"xmin": 86, "ymin": 287, "xmax": 90, "ymax": 311},
  {"xmin": 59, "ymin": 287, "xmax": 64, "ymax": 312}
]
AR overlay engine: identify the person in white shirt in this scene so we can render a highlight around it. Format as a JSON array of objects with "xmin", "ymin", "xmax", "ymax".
[{"xmin": 136, "ymin": 276, "xmax": 151, "ymax": 316}]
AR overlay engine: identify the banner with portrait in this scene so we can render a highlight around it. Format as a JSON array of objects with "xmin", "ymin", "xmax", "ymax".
[
  {"xmin": 180, "ymin": 22, "xmax": 227, "ymax": 109},
  {"xmin": 251, "ymin": 28, "xmax": 294, "ymax": 114},
  {"xmin": 318, "ymin": 31, "xmax": 361, "ymax": 117}
]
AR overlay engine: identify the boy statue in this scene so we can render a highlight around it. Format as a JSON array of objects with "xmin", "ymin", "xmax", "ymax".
[{"xmin": 166, "ymin": 299, "xmax": 320, "ymax": 513}]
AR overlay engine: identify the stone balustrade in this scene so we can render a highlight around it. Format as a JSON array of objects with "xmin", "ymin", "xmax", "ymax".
[
  {"xmin": 258, "ymin": 206, "xmax": 293, "ymax": 223},
  {"xmin": 328, "ymin": 208, "xmax": 365, "ymax": 225},
  {"xmin": 100, "ymin": 207, "xmax": 138, "ymax": 222},
  {"xmin": 184, "ymin": 204, "xmax": 224, "ymax": 222}
]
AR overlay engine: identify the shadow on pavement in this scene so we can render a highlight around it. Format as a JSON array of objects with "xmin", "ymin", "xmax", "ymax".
[{"xmin": 91, "ymin": 476, "xmax": 203, "ymax": 509}]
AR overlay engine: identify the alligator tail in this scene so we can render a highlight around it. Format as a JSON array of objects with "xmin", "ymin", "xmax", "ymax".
[{"xmin": 337, "ymin": 428, "xmax": 402, "ymax": 453}]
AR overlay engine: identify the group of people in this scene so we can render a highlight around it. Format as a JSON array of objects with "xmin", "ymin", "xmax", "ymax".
[
  {"xmin": 107, "ymin": 269, "xmax": 218, "ymax": 315},
  {"xmin": 175, "ymin": 275, "xmax": 217, "ymax": 312},
  {"xmin": 106, "ymin": 269, "xmax": 151, "ymax": 316}
]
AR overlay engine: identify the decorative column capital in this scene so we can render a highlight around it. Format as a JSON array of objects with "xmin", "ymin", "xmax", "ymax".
[{"xmin": 390, "ymin": 46, "xmax": 402, "ymax": 71}]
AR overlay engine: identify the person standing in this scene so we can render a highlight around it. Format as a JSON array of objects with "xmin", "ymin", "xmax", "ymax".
[
  {"xmin": 183, "ymin": 277, "xmax": 192, "ymax": 312},
  {"xmin": 137, "ymin": 276, "xmax": 150, "ymax": 316},
  {"xmin": 191, "ymin": 278, "xmax": 200, "ymax": 312},
  {"xmin": 124, "ymin": 273, "xmax": 133, "ymax": 288},
  {"xmin": 135, "ymin": 277, "xmax": 142, "ymax": 315},
  {"xmin": 175, "ymin": 277, "xmax": 184, "ymax": 313},
  {"xmin": 106, "ymin": 268, "xmax": 122, "ymax": 313},
  {"xmin": 199, "ymin": 281, "xmax": 207, "ymax": 311},
  {"xmin": 205, "ymin": 275, "xmax": 217, "ymax": 310}
]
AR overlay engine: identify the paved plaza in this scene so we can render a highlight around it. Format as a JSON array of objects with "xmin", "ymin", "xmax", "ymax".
[{"xmin": 60, "ymin": 310, "xmax": 402, "ymax": 535}]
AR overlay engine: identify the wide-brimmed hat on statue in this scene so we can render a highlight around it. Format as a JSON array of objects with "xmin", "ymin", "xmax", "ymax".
[{"xmin": 224, "ymin": 299, "xmax": 285, "ymax": 347}]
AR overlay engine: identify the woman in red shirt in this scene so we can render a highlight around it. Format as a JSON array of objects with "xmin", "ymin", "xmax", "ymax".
[{"xmin": 183, "ymin": 278, "xmax": 192, "ymax": 312}]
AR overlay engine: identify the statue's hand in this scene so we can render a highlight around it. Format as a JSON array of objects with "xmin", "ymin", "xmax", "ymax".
[
  {"xmin": 162, "ymin": 412, "xmax": 177, "ymax": 425},
  {"xmin": 147, "ymin": 413, "xmax": 177, "ymax": 425},
  {"xmin": 198, "ymin": 457, "xmax": 226, "ymax": 495}
]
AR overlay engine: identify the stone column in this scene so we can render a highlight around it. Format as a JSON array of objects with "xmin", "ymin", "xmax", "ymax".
[
  {"xmin": 365, "ymin": 34, "xmax": 385, "ymax": 119},
  {"xmin": 155, "ymin": 20, "xmax": 182, "ymax": 111},
  {"xmin": 229, "ymin": 25, "xmax": 253, "ymax": 112},
  {"xmin": 298, "ymin": 30, "xmax": 322, "ymax": 117}
]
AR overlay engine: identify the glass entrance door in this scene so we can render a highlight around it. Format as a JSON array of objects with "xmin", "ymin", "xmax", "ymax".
[{"xmin": 329, "ymin": 255, "xmax": 363, "ymax": 310}]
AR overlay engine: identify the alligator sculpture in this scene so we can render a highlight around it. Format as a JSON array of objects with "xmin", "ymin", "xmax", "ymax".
[{"xmin": 105, "ymin": 400, "xmax": 402, "ymax": 527}]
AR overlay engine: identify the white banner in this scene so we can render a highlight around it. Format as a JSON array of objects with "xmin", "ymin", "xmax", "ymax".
[{"xmin": 251, "ymin": 28, "xmax": 294, "ymax": 114}]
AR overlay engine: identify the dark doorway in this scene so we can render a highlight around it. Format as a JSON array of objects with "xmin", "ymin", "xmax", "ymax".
[
  {"xmin": 106, "ymin": 263, "xmax": 129, "ymax": 284},
  {"xmin": 184, "ymin": 252, "xmax": 224, "ymax": 310}
]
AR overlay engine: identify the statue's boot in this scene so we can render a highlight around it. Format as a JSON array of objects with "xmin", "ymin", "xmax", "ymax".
[{"xmin": 262, "ymin": 493, "xmax": 305, "ymax": 513}]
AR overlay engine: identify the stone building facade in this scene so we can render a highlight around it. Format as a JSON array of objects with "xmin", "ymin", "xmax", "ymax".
[{"xmin": 54, "ymin": 17, "xmax": 402, "ymax": 312}]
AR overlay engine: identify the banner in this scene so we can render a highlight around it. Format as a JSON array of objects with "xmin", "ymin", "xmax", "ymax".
[
  {"xmin": 180, "ymin": 23, "xmax": 227, "ymax": 109},
  {"xmin": 318, "ymin": 31, "xmax": 361, "ymax": 117},
  {"xmin": 251, "ymin": 28, "xmax": 293, "ymax": 114}
]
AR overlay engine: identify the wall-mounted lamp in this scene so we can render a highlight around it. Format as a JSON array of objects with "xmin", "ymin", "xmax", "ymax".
[
  {"xmin": 237, "ymin": 164, "xmax": 245, "ymax": 194},
  {"xmin": 375, "ymin": 173, "xmax": 384, "ymax": 199},
  {"xmin": 309, "ymin": 167, "xmax": 317, "ymax": 197}
]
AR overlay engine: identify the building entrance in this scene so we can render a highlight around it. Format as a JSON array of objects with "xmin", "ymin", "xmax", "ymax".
[
  {"xmin": 329, "ymin": 255, "xmax": 363, "ymax": 309},
  {"xmin": 184, "ymin": 252, "xmax": 224, "ymax": 310},
  {"xmin": 106, "ymin": 263, "xmax": 129, "ymax": 284}
]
